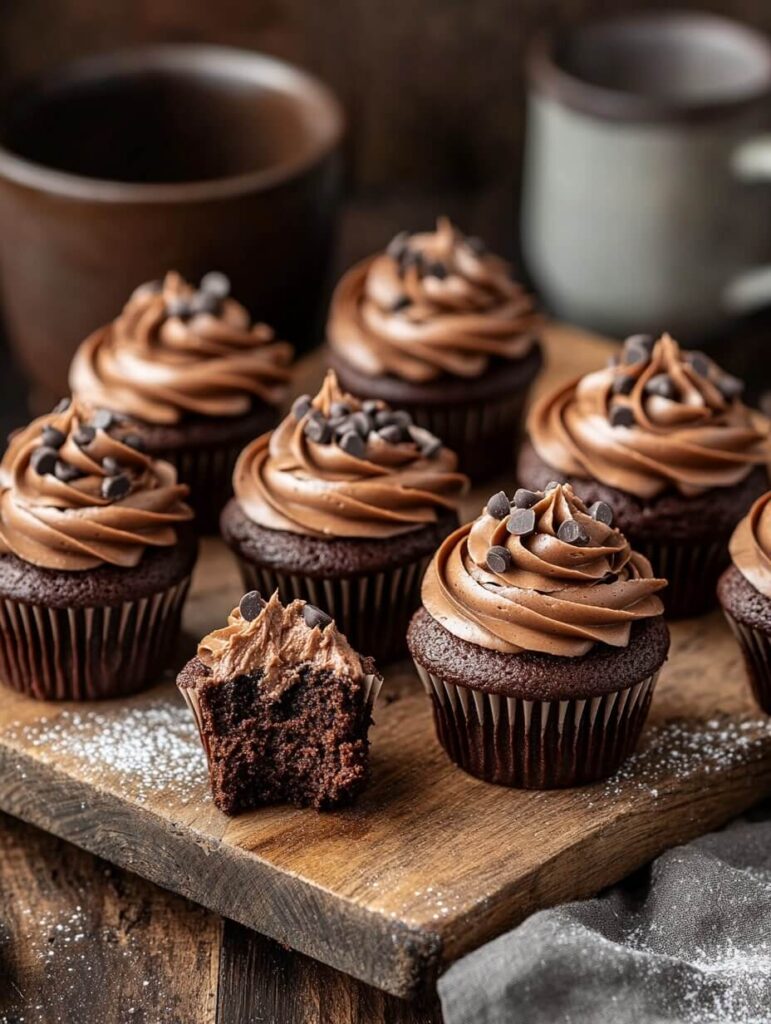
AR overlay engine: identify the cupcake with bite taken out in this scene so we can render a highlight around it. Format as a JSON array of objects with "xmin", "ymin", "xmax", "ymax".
[
  {"xmin": 408, "ymin": 483, "xmax": 668, "ymax": 788},
  {"xmin": 178, "ymin": 589, "xmax": 383, "ymax": 814},
  {"xmin": 326, "ymin": 217, "xmax": 543, "ymax": 481},
  {"xmin": 520, "ymin": 333, "xmax": 770, "ymax": 618},
  {"xmin": 0, "ymin": 399, "xmax": 195, "ymax": 701},
  {"xmin": 69, "ymin": 271, "xmax": 293, "ymax": 531},
  {"xmin": 718, "ymin": 491, "xmax": 771, "ymax": 713},
  {"xmin": 220, "ymin": 369, "xmax": 469, "ymax": 663}
]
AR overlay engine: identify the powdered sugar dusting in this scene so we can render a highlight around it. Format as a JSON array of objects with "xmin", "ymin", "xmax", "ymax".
[
  {"xmin": 2, "ymin": 698, "xmax": 208, "ymax": 805},
  {"xmin": 584, "ymin": 716, "xmax": 771, "ymax": 807}
]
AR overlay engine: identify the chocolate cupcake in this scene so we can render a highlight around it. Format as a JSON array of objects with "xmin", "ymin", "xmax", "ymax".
[
  {"xmin": 326, "ymin": 217, "xmax": 543, "ymax": 481},
  {"xmin": 69, "ymin": 271, "xmax": 293, "ymax": 531},
  {"xmin": 178, "ymin": 590, "xmax": 383, "ymax": 813},
  {"xmin": 718, "ymin": 492, "xmax": 771, "ymax": 713},
  {"xmin": 407, "ymin": 483, "xmax": 669, "ymax": 788},
  {"xmin": 220, "ymin": 370, "xmax": 469, "ymax": 663},
  {"xmin": 0, "ymin": 400, "xmax": 195, "ymax": 701},
  {"xmin": 520, "ymin": 333, "xmax": 770, "ymax": 618}
]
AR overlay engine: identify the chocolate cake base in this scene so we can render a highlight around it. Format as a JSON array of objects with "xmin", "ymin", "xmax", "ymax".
[
  {"xmin": 518, "ymin": 440, "xmax": 769, "ymax": 618},
  {"xmin": 178, "ymin": 655, "xmax": 375, "ymax": 813},
  {"xmin": 718, "ymin": 565, "xmax": 771, "ymax": 714},
  {"xmin": 220, "ymin": 500, "xmax": 459, "ymax": 662},
  {"xmin": 121, "ymin": 403, "xmax": 278, "ymax": 533},
  {"xmin": 327, "ymin": 345, "xmax": 543, "ymax": 482},
  {"xmin": 408, "ymin": 608, "xmax": 669, "ymax": 788},
  {"xmin": 0, "ymin": 529, "xmax": 197, "ymax": 701}
]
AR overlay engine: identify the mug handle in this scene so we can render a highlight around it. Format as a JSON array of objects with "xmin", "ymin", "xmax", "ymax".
[{"xmin": 725, "ymin": 135, "xmax": 771, "ymax": 314}]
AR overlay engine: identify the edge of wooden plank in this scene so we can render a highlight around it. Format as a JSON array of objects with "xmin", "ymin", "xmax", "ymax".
[{"xmin": 0, "ymin": 745, "xmax": 442, "ymax": 1000}]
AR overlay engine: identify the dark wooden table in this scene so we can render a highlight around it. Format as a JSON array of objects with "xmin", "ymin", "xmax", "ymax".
[{"xmin": 0, "ymin": 811, "xmax": 442, "ymax": 1023}]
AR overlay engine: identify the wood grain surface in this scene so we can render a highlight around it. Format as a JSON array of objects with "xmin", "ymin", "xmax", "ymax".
[{"xmin": 1, "ymin": 326, "xmax": 771, "ymax": 1001}]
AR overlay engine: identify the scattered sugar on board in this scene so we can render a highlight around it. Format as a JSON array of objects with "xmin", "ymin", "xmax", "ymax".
[
  {"xmin": 3, "ymin": 698, "xmax": 207, "ymax": 805},
  {"xmin": 583, "ymin": 716, "xmax": 771, "ymax": 807}
]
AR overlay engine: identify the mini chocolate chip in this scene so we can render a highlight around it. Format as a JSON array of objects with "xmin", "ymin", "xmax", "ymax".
[
  {"xmin": 189, "ymin": 290, "xmax": 220, "ymax": 316},
  {"xmin": 122, "ymin": 433, "xmax": 147, "ymax": 453},
  {"xmin": 42, "ymin": 426, "xmax": 66, "ymax": 449},
  {"xmin": 610, "ymin": 405, "xmax": 636, "ymax": 428},
  {"xmin": 292, "ymin": 394, "xmax": 313, "ymax": 420},
  {"xmin": 420, "ymin": 435, "xmax": 442, "ymax": 458},
  {"xmin": 330, "ymin": 402, "xmax": 351, "ymax": 419},
  {"xmin": 376, "ymin": 409, "xmax": 412, "ymax": 429},
  {"xmin": 386, "ymin": 231, "xmax": 409, "ymax": 260},
  {"xmin": 465, "ymin": 235, "xmax": 487, "ymax": 255},
  {"xmin": 513, "ymin": 488, "xmax": 539, "ymax": 509},
  {"xmin": 102, "ymin": 456, "xmax": 120, "ymax": 476},
  {"xmin": 165, "ymin": 296, "xmax": 190, "ymax": 319},
  {"xmin": 391, "ymin": 295, "xmax": 411, "ymax": 312},
  {"xmin": 426, "ymin": 261, "xmax": 447, "ymax": 280},
  {"xmin": 101, "ymin": 474, "xmax": 131, "ymax": 501},
  {"xmin": 54, "ymin": 460, "xmax": 82, "ymax": 483},
  {"xmin": 92, "ymin": 409, "xmax": 116, "ymax": 431},
  {"xmin": 239, "ymin": 590, "xmax": 265, "ymax": 621},
  {"xmin": 73, "ymin": 425, "xmax": 96, "ymax": 448},
  {"xmin": 686, "ymin": 351, "xmax": 710, "ymax": 377},
  {"xmin": 717, "ymin": 374, "xmax": 744, "ymax": 401},
  {"xmin": 304, "ymin": 413, "xmax": 332, "ymax": 444},
  {"xmin": 31, "ymin": 446, "xmax": 58, "ymax": 475},
  {"xmin": 486, "ymin": 545, "xmax": 512, "ymax": 574},
  {"xmin": 645, "ymin": 373, "xmax": 677, "ymax": 400},
  {"xmin": 362, "ymin": 400, "xmax": 380, "ymax": 416},
  {"xmin": 611, "ymin": 374, "xmax": 635, "ymax": 396},
  {"xmin": 347, "ymin": 411, "xmax": 373, "ymax": 437},
  {"xmin": 622, "ymin": 334, "xmax": 654, "ymax": 365},
  {"xmin": 200, "ymin": 271, "xmax": 230, "ymax": 299},
  {"xmin": 378, "ymin": 424, "xmax": 404, "ymax": 444},
  {"xmin": 557, "ymin": 519, "xmax": 589, "ymax": 546},
  {"xmin": 545, "ymin": 480, "xmax": 561, "ymax": 491},
  {"xmin": 507, "ymin": 507, "xmax": 536, "ymax": 537},
  {"xmin": 589, "ymin": 500, "xmax": 613, "ymax": 526},
  {"xmin": 339, "ymin": 430, "xmax": 366, "ymax": 458},
  {"xmin": 303, "ymin": 604, "xmax": 332, "ymax": 630},
  {"xmin": 483, "ymin": 491, "xmax": 509, "ymax": 520},
  {"xmin": 392, "ymin": 410, "xmax": 413, "ymax": 428},
  {"xmin": 52, "ymin": 397, "xmax": 71, "ymax": 414}
]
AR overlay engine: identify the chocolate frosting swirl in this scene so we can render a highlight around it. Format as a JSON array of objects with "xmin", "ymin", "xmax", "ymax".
[
  {"xmin": 0, "ymin": 401, "xmax": 192, "ymax": 570},
  {"xmin": 327, "ymin": 217, "xmax": 540, "ymax": 383},
  {"xmin": 234, "ymin": 370, "xmax": 469, "ymax": 538},
  {"xmin": 729, "ymin": 491, "xmax": 771, "ymax": 599},
  {"xmin": 70, "ymin": 272, "xmax": 293, "ymax": 425},
  {"xmin": 422, "ymin": 483, "xmax": 665, "ymax": 656},
  {"xmin": 529, "ymin": 333, "xmax": 770, "ymax": 499},
  {"xmin": 198, "ymin": 592, "xmax": 367, "ymax": 691}
]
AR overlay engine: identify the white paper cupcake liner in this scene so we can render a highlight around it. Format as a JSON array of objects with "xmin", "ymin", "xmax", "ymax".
[
  {"xmin": 632, "ymin": 538, "xmax": 728, "ymax": 619},
  {"xmin": 722, "ymin": 611, "xmax": 771, "ymax": 714},
  {"xmin": 236, "ymin": 556, "xmax": 432, "ymax": 663},
  {"xmin": 0, "ymin": 578, "xmax": 190, "ymax": 701},
  {"xmin": 414, "ymin": 662, "xmax": 659, "ymax": 787}
]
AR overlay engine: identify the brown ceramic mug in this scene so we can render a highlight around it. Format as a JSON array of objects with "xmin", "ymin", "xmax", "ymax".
[{"xmin": 0, "ymin": 45, "xmax": 344, "ymax": 407}]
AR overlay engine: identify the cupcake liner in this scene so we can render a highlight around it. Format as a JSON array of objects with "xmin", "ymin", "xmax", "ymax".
[
  {"xmin": 154, "ymin": 442, "xmax": 243, "ymax": 534},
  {"xmin": 236, "ymin": 555, "xmax": 432, "ymax": 663},
  {"xmin": 0, "ymin": 578, "xmax": 190, "ymax": 701},
  {"xmin": 721, "ymin": 610, "xmax": 771, "ymax": 714},
  {"xmin": 399, "ymin": 387, "xmax": 530, "ymax": 482},
  {"xmin": 413, "ymin": 662, "xmax": 659, "ymax": 787},
  {"xmin": 632, "ymin": 538, "xmax": 729, "ymax": 619},
  {"xmin": 181, "ymin": 671, "xmax": 383, "ymax": 770}
]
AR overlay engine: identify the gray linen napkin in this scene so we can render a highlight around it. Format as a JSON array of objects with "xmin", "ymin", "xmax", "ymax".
[{"xmin": 438, "ymin": 810, "xmax": 771, "ymax": 1024}]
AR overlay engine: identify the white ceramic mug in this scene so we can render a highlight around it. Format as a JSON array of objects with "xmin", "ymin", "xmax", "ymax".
[{"xmin": 522, "ymin": 12, "xmax": 771, "ymax": 341}]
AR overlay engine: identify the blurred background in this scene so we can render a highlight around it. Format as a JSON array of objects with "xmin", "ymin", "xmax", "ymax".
[{"xmin": 1, "ymin": 0, "xmax": 771, "ymax": 430}]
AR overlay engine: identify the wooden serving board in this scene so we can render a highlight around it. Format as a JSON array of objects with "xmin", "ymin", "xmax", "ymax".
[{"xmin": 1, "ymin": 325, "xmax": 771, "ymax": 1000}]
